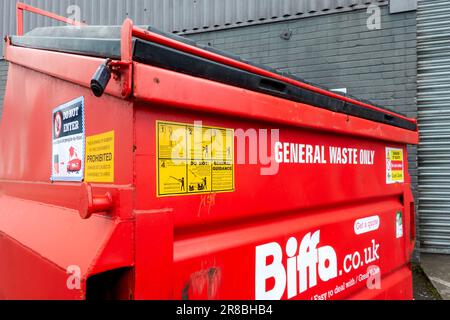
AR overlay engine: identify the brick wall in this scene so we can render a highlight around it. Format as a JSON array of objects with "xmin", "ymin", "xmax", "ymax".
[
  {"xmin": 187, "ymin": 6, "xmax": 419, "ymax": 258},
  {"xmin": 187, "ymin": 6, "xmax": 418, "ymax": 189},
  {"xmin": 187, "ymin": 7, "xmax": 417, "ymax": 116}
]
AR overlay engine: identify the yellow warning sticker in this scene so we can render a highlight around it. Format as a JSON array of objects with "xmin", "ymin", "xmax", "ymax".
[
  {"xmin": 85, "ymin": 131, "xmax": 115, "ymax": 183},
  {"xmin": 158, "ymin": 123, "xmax": 187, "ymax": 159},
  {"xmin": 158, "ymin": 160, "xmax": 188, "ymax": 195},
  {"xmin": 211, "ymin": 128, "xmax": 234, "ymax": 161},
  {"xmin": 188, "ymin": 126, "xmax": 212, "ymax": 160},
  {"xmin": 157, "ymin": 121, "xmax": 234, "ymax": 197},
  {"xmin": 212, "ymin": 161, "xmax": 234, "ymax": 191},
  {"xmin": 386, "ymin": 147, "xmax": 404, "ymax": 184},
  {"xmin": 188, "ymin": 160, "xmax": 212, "ymax": 193}
]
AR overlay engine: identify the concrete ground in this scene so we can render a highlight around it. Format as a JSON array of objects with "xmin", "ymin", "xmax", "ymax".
[
  {"xmin": 420, "ymin": 253, "xmax": 450, "ymax": 300},
  {"xmin": 413, "ymin": 263, "xmax": 442, "ymax": 300}
]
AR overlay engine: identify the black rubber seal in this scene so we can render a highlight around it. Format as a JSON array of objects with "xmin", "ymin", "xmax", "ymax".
[
  {"xmin": 133, "ymin": 39, "xmax": 417, "ymax": 131},
  {"xmin": 10, "ymin": 32, "xmax": 417, "ymax": 132}
]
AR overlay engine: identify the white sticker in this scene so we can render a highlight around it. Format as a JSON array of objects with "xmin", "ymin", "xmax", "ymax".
[
  {"xmin": 354, "ymin": 216, "xmax": 380, "ymax": 235},
  {"xmin": 396, "ymin": 212, "xmax": 404, "ymax": 239},
  {"xmin": 51, "ymin": 97, "xmax": 85, "ymax": 182}
]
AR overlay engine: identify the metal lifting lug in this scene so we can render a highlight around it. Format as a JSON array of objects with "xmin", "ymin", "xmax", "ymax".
[
  {"xmin": 79, "ymin": 182, "xmax": 113, "ymax": 220},
  {"xmin": 109, "ymin": 59, "xmax": 133, "ymax": 98}
]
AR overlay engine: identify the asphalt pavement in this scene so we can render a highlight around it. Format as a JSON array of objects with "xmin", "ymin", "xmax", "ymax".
[{"xmin": 413, "ymin": 263, "xmax": 442, "ymax": 300}]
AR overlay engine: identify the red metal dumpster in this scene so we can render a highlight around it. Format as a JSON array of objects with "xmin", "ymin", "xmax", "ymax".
[{"xmin": 0, "ymin": 4, "xmax": 418, "ymax": 300}]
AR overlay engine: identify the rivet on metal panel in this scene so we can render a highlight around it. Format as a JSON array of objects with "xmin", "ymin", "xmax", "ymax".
[
  {"xmin": 280, "ymin": 29, "xmax": 293, "ymax": 40},
  {"xmin": 79, "ymin": 182, "xmax": 113, "ymax": 220}
]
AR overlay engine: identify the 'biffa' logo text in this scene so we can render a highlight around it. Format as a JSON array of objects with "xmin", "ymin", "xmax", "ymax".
[{"xmin": 255, "ymin": 230, "xmax": 337, "ymax": 300}]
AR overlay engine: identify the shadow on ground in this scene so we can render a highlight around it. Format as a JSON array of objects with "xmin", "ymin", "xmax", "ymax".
[{"xmin": 413, "ymin": 263, "xmax": 442, "ymax": 300}]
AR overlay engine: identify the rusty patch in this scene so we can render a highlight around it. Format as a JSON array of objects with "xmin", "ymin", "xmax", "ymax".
[{"xmin": 182, "ymin": 267, "xmax": 222, "ymax": 300}]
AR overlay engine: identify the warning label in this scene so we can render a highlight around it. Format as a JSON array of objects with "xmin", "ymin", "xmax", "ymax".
[
  {"xmin": 158, "ymin": 123, "xmax": 187, "ymax": 159},
  {"xmin": 188, "ymin": 126, "xmax": 212, "ymax": 160},
  {"xmin": 158, "ymin": 160, "xmax": 188, "ymax": 194},
  {"xmin": 212, "ymin": 161, "xmax": 234, "ymax": 191},
  {"xmin": 51, "ymin": 97, "xmax": 85, "ymax": 182},
  {"xmin": 85, "ymin": 131, "xmax": 115, "ymax": 183},
  {"xmin": 157, "ymin": 121, "xmax": 234, "ymax": 197},
  {"xmin": 188, "ymin": 160, "xmax": 212, "ymax": 193},
  {"xmin": 386, "ymin": 147, "xmax": 404, "ymax": 184}
]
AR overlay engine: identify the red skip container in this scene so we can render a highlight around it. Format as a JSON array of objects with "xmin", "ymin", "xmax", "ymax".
[{"xmin": 0, "ymin": 3, "xmax": 418, "ymax": 300}]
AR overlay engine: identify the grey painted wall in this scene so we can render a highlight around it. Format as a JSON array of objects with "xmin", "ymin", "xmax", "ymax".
[
  {"xmin": 188, "ymin": 7, "xmax": 417, "ymax": 117},
  {"xmin": 186, "ymin": 6, "xmax": 418, "ymax": 195}
]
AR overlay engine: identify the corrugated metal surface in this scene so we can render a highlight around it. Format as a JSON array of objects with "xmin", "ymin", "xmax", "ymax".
[
  {"xmin": 1, "ymin": 0, "xmax": 387, "ymax": 57},
  {"xmin": 417, "ymin": 0, "xmax": 450, "ymax": 253}
]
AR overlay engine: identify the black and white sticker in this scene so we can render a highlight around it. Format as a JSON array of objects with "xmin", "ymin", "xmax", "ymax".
[{"xmin": 51, "ymin": 97, "xmax": 85, "ymax": 182}]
